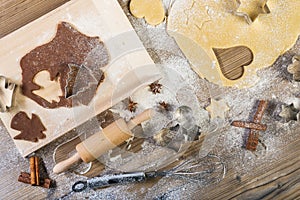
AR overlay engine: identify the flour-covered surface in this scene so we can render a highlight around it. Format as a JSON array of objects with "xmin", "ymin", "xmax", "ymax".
[
  {"xmin": 1, "ymin": 0, "xmax": 300, "ymax": 199},
  {"xmin": 0, "ymin": 0, "xmax": 160, "ymax": 157}
]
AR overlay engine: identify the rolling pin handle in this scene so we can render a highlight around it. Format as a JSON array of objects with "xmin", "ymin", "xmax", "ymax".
[
  {"xmin": 127, "ymin": 109, "xmax": 155, "ymax": 130},
  {"xmin": 53, "ymin": 109, "xmax": 154, "ymax": 174},
  {"xmin": 53, "ymin": 152, "xmax": 82, "ymax": 174}
]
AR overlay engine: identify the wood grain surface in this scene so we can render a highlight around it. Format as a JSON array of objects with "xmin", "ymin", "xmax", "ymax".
[
  {"xmin": 1, "ymin": 0, "xmax": 300, "ymax": 200},
  {"xmin": 0, "ymin": 0, "xmax": 70, "ymax": 38},
  {"xmin": 0, "ymin": 0, "xmax": 160, "ymax": 157}
]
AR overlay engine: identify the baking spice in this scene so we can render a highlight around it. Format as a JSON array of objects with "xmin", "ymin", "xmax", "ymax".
[
  {"xmin": 231, "ymin": 100, "xmax": 268, "ymax": 151},
  {"xmin": 42, "ymin": 178, "xmax": 52, "ymax": 189},
  {"xmin": 35, "ymin": 157, "xmax": 40, "ymax": 186},
  {"xmin": 18, "ymin": 156, "xmax": 53, "ymax": 188},
  {"xmin": 30, "ymin": 157, "xmax": 37, "ymax": 185},
  {"xmin": 246, "ymin": 130, "xmax": 260, "ymax": 151},
  {"xmin": 231, "ymin": 121, "xmax": 267, "ymax": 131},
  {"xmin": 149, "ymin": 80, "xmax": 162, "ymax": 94},
  {"xmin": 18, "ymin": 172, "xmax": 31, "ymax": 184},
  {"xmin": 159, "ymin": 101, "xmax": 170, "ymax": 111},
  {"xmin": 128, "ymin": 97, "xmax": 138, "ymax": 112},
  {"xmin": 30, "ymin": 156, "xmax": 40, "ymax": 185},
  {"xmin": 246, "ymin": 100, "xmax": 268, "ymax": 151},
  {"xmin": 18, "ymin": 172, "xmax": 52, "ymax": 189}
]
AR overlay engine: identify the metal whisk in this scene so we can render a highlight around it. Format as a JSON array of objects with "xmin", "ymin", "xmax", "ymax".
[
  {"xmin": 57, "ymin": 154, "xmax": 226, "ymax": 199},
  {"xmin": 166, "ymin": 154, "xmax": 226, "ymax": 184}
]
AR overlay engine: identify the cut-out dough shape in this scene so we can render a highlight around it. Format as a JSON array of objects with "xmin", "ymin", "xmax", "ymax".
[
  {"xmin": 11, "ymin": 112, "xmax": 46, "ymax": 143},
  {"xmin": 234, "ymin": 0, "xmax": 270, "ymax": 24},
  {"xmin": 168, "ymin": 0, "xmax": 300, "ymax": 88},
  {"xmin": 130, "ymin": 0, "xmax": 165, "ymax": 26},
  {"xmin": 205, "ymin": 99, "xmax": 229, "ymax": 119},
  {"xmin": 32, "ymin": 70, "xmax": 63, "ymax": 103}
]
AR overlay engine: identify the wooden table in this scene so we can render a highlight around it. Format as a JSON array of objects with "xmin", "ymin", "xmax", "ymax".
[{"xmin": 1, "ymin": 0, "xmax": 300, "ymax": 199}]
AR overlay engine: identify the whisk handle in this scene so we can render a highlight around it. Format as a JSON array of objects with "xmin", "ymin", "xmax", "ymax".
[{"xmin": 88, "ymin": 172, "xmax": 147, "ymax": 190}]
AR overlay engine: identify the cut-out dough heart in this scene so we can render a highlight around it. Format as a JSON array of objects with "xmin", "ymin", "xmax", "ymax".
[
  {"xmin": 32, "ymin": 70, "xmax": 63, "ymax": 103},
  {"xmin": 213, "ymin": 46, "xmax": 253, "ymax": 80},
  {"xmin": 168, "ymin": 0, "xmax": 300, "ymax": 88},
  {"xmin": 130, "ymin": 0, "xmax": 165, "ymax": 26}
]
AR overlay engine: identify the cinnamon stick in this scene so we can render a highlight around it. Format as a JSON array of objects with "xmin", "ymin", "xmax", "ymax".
[
  {"xmin": 35, "ymin": 157, "xmax": 40, "ymax": 186},
  {"xmin": 253, "ymin": 100, "xmax": 268, "ymax": 122},
  {"xmin": 29, "ymin": 156, "xmax": 40, "ymax": 186},
  {"xmin": 231, "ymin": 121, "xmax": 267, "ymax": 131},
  {"xmin": 246, "ymin": 100, "xmax": 268, "ymax": 151},
  {"xmin": 18, "ymin": 172, "xmax": 31, "ymax": 184},
  {"xmin": 29, "ymin": 157, "xmax": 36, "ymax": 185},
  {"xmin": 20, "ymin": 172, "xmax": 31, "ymax": 178},
  {"xmin": 42, "ymin": 178, "xmax": 52, "ymax": 189},
  {"xmin": 246, "ymin": 130, "xmax": 260, "ymax": 151}
]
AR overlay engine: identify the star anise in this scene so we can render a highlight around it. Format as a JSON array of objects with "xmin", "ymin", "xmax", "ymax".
[
  {"xmin": 159, "ymin": 101, "xmax": 170, "ymax": 111},
  {"xmin": 149, "ymin": 81, "xmax": 162, "ymax": 94},
  {"xmin": 128, "ymin": 97, "xmax": 138, "ymax": 112}
]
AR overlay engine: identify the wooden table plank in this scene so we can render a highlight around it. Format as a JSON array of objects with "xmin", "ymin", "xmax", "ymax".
[
  {"xmin": 1, "ymin": 0, "xmax": 300, "ymax": 200},
  {"xmin": 201, "ymin": 134, "xmax": 300, "ymax": 199},
  {"xmin": 0, "ymin": 0, "xmax": 69, "ymax": 38}
]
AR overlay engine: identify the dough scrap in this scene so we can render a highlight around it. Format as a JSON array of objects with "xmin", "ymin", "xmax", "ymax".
[
  {"xmin": 130, "ymin": 0, "xmax": 165, "ymax": 26},
  {"xmin": 168, "ymin": 0, "xmax": 300, "ymax": 88}
]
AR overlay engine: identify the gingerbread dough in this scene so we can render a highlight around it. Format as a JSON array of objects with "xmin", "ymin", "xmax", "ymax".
[
  {"xmin": 11, "ymin": 112, "xmax": 46, "ymax": 143},
  {"xmin": 20, "ymin": 22, "xmax": 109, "ymax": 108},
  {"xmin": 168, "ymin": 0, "xmax": 300, "ymax": 88},
  {"xmin": 130, "ymin": 0, "xmax": 165, "ymax": 26}
]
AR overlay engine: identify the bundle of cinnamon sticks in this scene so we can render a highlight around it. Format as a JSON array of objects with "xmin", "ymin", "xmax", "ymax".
[{"xmin": 18, "ymin": 156, "xmax": 52, "ymax": 189}]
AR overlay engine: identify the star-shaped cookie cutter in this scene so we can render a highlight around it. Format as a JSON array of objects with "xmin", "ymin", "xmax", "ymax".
[
  {"xmin": 233, "ymin": 0, "xmax": 270, "ymax": 24},
  {"xmin": 279, "ymin": 98, "xmax": 300, "ymax": 122}
]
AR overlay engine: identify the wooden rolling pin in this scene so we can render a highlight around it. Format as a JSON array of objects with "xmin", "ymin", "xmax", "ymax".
[{"xmin": 53, "ymin": 109, "xmax": 154, "ymax": 174}]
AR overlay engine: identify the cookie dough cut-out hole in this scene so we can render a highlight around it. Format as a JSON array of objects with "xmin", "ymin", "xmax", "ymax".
[
  {"xmin": 32, "ymin": 70, "xmax": 63, "ymax": 103},
  {"xmin": 213, "ymin": 46, "xmax": 253, "ymax": 80},
  {"xmin": 234, "ymin": 0, "xmax": 270, "ymax": 24}
]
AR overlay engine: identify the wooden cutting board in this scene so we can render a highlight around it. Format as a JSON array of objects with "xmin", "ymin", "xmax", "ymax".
[{"xmin": 0, "ymin": 0, "xmax": 160, "ymax": 157}]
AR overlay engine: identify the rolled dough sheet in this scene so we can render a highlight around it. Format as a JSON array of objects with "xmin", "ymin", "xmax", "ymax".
[
  {"xmin": 168, "ymin": 0, "xmax": 300, "ymax": 88},
  {"xmin": 0, "ymin": 0, "xmax": 160, "ymax": 157}
]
